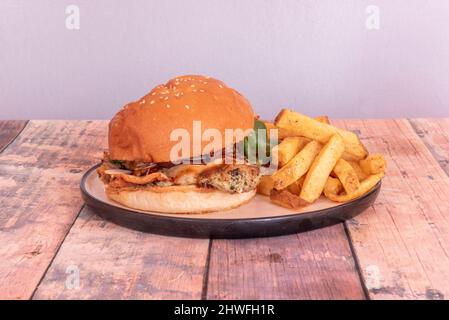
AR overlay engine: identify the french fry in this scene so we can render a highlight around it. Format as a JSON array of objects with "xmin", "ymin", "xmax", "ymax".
[
  {"xmin": 275, "ymin": 109, "xmax": 368, "ymax": 160},
  {"xmin": 261, "ymin": 111, "xmax": 386, "ymax": 209},
  {"xmin": 300, "ymin": 134, "xmax": 345, "ymax": 203},
  {"xmin": 264, "ymin": 120, "xmax": 315, "ymax": 141},
  {"xmin": 272, "ymin": 137, "xmax": 310, "ymax": 167},
  {"xmin": 325, "ymin": 173, "xmax": 384, "ymax": 202},
  {"xmin": 263, "ymin": 121, "xmax": 296, "ymax": 140},
  {"xmin": 332, "ymin": 159, "xmax": 360, "ymax": 193},
  {"xmin": 347, "ymin": 160, "xmax": 368, "ymax": 181},
  {"xmin": 272, "ymin": 140, "xmax": 322, "ymax": 190},
  {"xmin": 257, "ymin": 175, "xmax": 274, "ymax": 196},
  {"xmin": 287, "ymin": 180, "xmax": 300, "ymax": 195},
  {"xmin": 315, "ymin": 115, "xmax": 330, "ymax": 124},
  {"xmin": 323, "ymin": 176, "xmax": 343, "ymax": 198},
  {"xmin": 297, "ymin": 175, "xmax": 306, "ymax": 188},
  {"xmin": 359, "ymin": 154, "xmax": 386, "ymax": 175},
  {"xmin": 278, "ymin": 128, "xmax": 301, "ymax": 140},
  {"xmin": 341, "ymin": 152, "xmax": 363, "ymax": 162},
  {"xmin": 270, "ymin": 189, "xmax": 309, "ymax": 210},
  {"xmin": 287, "ymin": 176, "xmax": 305, "ymax": 195}
]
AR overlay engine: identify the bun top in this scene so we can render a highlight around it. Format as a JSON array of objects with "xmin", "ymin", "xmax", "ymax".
[{"xmin": 109, "ymin": 75, "xmax": 255, "ymax": 163}]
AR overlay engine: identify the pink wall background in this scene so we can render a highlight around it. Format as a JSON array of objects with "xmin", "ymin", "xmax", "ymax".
[{"xmin": 1, "ymin": 0, "xmax": 448, "ymax": 120}]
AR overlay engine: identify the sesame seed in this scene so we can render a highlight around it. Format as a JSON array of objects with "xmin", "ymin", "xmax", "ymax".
[
  {"xmin": 139, "ymin": 99, "xmax": 145, "ymax": 104},
  {"xmin": 164, "ymin": 97, "xmax": 168, "ymax": 100},
  {"xmin": 151, "ymin": 92, "xmax": 156, "ymax": 96},
  {"xmin": 199, "ymin": 89, "xmax": 205, "ymax": 92},
  {"xmin": 166, "ymin": 104, "xmax": 171, "ymax": 108},
  {"xmin": 219, "ymin": 84, "xmax": 223, "ymax": 88},
  {"xmin": 191, "ymin": 84, "xmax": 195, "ymax": 88},
  {"xmin": 150, "ymin": 100, "xmax": 155, "ymax": 104},
  {"xmin": 185, "ymin": 105, "xmax": 190, "ymax": 109}
]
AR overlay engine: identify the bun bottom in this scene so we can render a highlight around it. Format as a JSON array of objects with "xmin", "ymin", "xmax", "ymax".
[{"xmin": 106, "ymin": 185, "xmax": 256, "ymax": 214}]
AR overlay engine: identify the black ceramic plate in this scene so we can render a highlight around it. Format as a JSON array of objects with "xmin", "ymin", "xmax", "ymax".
[{"xmin": 80, "ymin": 164, "xmax": 381, "ymax": 239}]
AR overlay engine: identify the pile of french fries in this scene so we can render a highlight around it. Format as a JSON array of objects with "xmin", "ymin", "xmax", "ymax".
[{"xmin": 258, "ymin": 109, "xmax": 386, "ymax": 209}]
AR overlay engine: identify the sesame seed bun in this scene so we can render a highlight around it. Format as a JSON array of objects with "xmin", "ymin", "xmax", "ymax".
[{"xmin": 109, "ymin": 75, "xmax": 255, "ymax": 163}]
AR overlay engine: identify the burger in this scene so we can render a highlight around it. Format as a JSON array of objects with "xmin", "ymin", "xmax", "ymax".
[{"xmin": 97, "ymin": 75, "xmax": 262, "ymax": 213}]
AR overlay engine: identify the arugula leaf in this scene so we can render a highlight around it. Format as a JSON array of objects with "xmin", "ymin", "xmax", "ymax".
[{"xmin": 244, "ymin": 119, "xmax": 271, "ymax": 164}]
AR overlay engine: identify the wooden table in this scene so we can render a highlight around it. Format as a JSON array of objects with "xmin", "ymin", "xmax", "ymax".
[{"xmin": 1, "ymin": 119, "xmax": 449, "ymax": 300}]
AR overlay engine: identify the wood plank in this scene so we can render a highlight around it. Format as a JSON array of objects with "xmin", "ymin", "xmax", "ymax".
[
  {"xmin": 33, "ymin": 207, "xmax": 209, "ymax": 299},
  {"xmin": 408, "ymin": 118, "xmax": 449, "ymax": 176},
  {"xmin": 334, "ymin": 119, "xmax": 449, "ymax": 300},
  {"xmin": 0, "ymin": 120, "xmax": 107, "ymax": 299},
  {"xmin": 0, "ymin": 120, "xmax": 28, "ymax": 152},
  {"xmin": 207, "ymin": 225, "xmax": 366, "ymax": 300}
]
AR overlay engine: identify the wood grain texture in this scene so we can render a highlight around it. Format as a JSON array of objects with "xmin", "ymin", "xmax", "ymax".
[
  {"xmin": 0, "ymin": 120, "xmax": 107, "ymax": 299},
  {"xmin": 334, "ymin": 119, "xmax": 449, "ymax": 300},
  {"xmin": 4, "ymin": 118, "xmax": 449, "ymax": 300},
  {"xmin": 207, "ymin": 225, "xmax": 366, "ymax": 300},
  {"xmin": 33, "ymin": 207, "xmax": 209, "ymax": 299},
  {"xmin": 408, "ymin": 118, "xmax": 449, "ymax": 176},
  {"xmin": 0, "ymin": 120, "xmax": 28, "ymax": 152}
]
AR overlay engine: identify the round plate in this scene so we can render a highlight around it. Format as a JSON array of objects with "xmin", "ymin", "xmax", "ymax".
[{"xmin": 80, "ymin": 164, "xmax": 381, "ymax": 239}]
